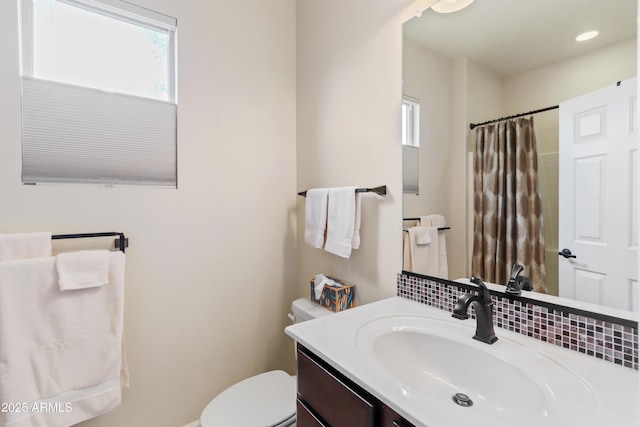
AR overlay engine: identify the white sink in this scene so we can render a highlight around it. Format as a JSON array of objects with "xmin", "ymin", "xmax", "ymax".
[
  {"xmin": 355, "ymin": 315, "xmax": 598, "ymax": 424},
  {"xmin": 286, "ymin": 297, "xmax": 639, "ymax": 427}
]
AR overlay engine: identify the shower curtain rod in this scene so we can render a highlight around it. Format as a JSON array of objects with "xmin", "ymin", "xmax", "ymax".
[{"xmin": 469, "ymin": 105, "xmax": 559, "ymax": 130}]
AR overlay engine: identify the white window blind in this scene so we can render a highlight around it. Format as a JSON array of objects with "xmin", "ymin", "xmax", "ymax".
[
  {"xmin": 22, "ymin": 77, "xmax": 177, "ymax": 186},
  {"xmin": 20, "ymin": 0, "xmax": 178, "ymax": 187}
]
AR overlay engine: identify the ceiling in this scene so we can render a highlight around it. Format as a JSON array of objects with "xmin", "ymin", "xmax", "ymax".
[{"xmin": 403, "ymin": 0, "xmax": 637, "ymax": 77}]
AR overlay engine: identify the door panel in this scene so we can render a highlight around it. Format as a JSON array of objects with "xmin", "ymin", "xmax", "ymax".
[{"xmin": 559, "ymin": 78, "xmax": 638, "ymax": 311}]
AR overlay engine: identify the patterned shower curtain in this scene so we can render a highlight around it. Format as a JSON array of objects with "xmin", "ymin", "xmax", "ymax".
[{"xmin": 471, "ymin": 117, "xmax": 547, "ymax": 293}]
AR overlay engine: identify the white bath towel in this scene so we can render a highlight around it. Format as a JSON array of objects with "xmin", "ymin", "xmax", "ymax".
[
  {"xmin": 429, "ymin": 215, "xmax": 449, "ymax": 279},
  {"xmin": 0, "ymin": 252, "xmax": 128, "ymax": 427},
  {"xmin": 419, "ymin": 216, "xmax": 433, "ymax": 227},
  {"xmin": 325, "ymin": 187, "xmax": 357, "ymax": 258},
  {"xmin": 56, "ymin": 250, "xmax": 111, "ymax": 290},
  {"xmin": 403, "ymin": 232, "xmax": 411, "ymax": 270},
  {"xmin": 429, "ymin": 214, "xmax": 446, "ymax": 228},
  {"xmin": 404, "ymin": 226, "xmax": 439, "ymax": 276},
  {"xmin": 0, "ymin": 232, "xmax": 52, "ymax": 261},
  {"xmin": 304, "ymin": 188, "xmax": 329, "ymax": 249}
]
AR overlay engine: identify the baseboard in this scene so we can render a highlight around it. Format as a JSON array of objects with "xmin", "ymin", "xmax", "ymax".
[{"xmin": 182, "ymin": 421, "xmax": 199, "ymax": 427}]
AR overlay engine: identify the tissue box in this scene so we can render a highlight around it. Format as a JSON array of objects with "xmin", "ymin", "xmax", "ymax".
[{"xmin": 310, "ymin": 276, "xmax": 356, "ymax": 312}]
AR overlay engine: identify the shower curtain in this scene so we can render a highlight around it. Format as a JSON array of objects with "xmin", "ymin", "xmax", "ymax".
[{"xmin": 471, "ymin": 117, "xmax": 547, "ymax": 293}]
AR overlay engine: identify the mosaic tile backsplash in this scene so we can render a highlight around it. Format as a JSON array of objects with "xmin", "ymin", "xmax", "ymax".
[{"xmin": 397, "ymin": 272, "xmax": 639, "ymax": 370}]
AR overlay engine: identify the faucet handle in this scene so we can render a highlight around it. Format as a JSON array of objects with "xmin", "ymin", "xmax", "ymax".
[
  {"xmin": 505, "ymin": 264, "xmax": 526, "ymax": 295},
  {"xmin": 509, "ymin": 264, "xmax": 524, "ymax": 279},
  {"xmin": 470, "ymin": 277, "xmax": 492, "ymax": 305}
]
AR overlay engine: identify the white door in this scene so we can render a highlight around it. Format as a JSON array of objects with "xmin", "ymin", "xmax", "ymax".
[{"xmin": 559, "ymin": 78, "xmax": 638, "ymax": 311}]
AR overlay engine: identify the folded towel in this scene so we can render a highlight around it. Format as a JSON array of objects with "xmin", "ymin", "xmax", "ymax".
[
  {"xmin": 304, "ymin": 188, "xmax": 329, "ymax": 249},
  {"xmin": 56, "ymin": 250, "xmax": 111, "ymax": 290},
  {"xmin": 429, "ymin": 214, "xmax": 446, "ymax": 228},
  {"xmin": 0, "ymin": 252, "xmax": 127, "ymax": 427},
  {"xmin": 325, "ymin": 187, "xmax": 357, "ymax": 258},
  {"xmin": 419, "ymin": 216, "xmax": 432, "ymax": 227},
  {"xmin": 413, "ymin": 226, "xmax": 431, "ymax": 245},
  {"xmin": 0, "ymin": 232, "xmax": 52, "ymax": 261}
]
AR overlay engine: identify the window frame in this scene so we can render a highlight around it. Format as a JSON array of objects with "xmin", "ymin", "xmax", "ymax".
[{"xmin": 19, "ymin": 0, "xmax": 178, "ymax": 103}]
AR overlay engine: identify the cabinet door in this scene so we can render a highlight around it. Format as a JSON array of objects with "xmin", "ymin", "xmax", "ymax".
[
  {"xmin": 379, "ymin": 404, "xmax": 415, "ymax": 427},
  {"xmin": 297, "ymin": 348, "xmax": 375, "ymax": 427},
  {"xmin": 297, "ymin": 399, "xmax": 328, "ymax": 427}
]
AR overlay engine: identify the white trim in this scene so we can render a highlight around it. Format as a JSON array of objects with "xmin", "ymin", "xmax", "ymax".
[
  {"xmin": 18, "ymin": 0, "xmax": 33, "ymax": 76},
  {"xmin": 181, "ymin": 422, "xmax": 200, "ymax": 427},
  {"xmin": 65, "ymin": 0, "xmax": 176, "ymax": 29}
]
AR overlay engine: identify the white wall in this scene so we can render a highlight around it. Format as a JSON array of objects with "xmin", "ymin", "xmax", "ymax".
[
  {"xmin": 0, "ymin": 1, "xmax": 296, "ymax": 426},
  {"xmin": 296, "ymin": 0, "xmax": 426, "ymax": 304},
  {"xmin": 402, "ymin": 39, "xmax": 452, "ymax": 223}
]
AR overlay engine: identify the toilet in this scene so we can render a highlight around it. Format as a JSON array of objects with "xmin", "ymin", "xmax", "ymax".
[{"xmin": 199, "ymin": 298, "xmax": 333, "ymax": 427}]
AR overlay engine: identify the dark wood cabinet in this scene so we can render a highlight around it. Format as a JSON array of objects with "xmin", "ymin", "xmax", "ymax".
[
  {"xmin": 379, "ymin": 404, "xmax": 412, "ymax": 427},
  {"xmin": 296, "ymin": 345, "xmax": 416, "ymax": 427},
  {"xmin": 297, "ymin": 399, "xmax": 328, "ymax": 427}
]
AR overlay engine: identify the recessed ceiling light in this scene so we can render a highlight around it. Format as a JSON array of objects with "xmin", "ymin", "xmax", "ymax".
[
  {"xmin": 576, "ymin": 31, "xmax": 599, "ymax": 42},
  {"xmin": 431, "ymin": 0, "xmax": 475, "ymax": 14}
]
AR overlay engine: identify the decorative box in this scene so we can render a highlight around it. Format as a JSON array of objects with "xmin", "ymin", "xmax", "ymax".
[{"xmin": 310, "ymin": 276, "xmax": 356, "ymax": 312}]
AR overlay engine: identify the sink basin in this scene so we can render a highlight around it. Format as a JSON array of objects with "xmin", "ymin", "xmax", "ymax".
[{"xmin": 355, "ymin": 315, "xmax": 598, "ymax": 424}]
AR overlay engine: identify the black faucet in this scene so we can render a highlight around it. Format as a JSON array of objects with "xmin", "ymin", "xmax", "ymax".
[
  {"xmin": 505, "ymin": 264, "xmax": 533, "ymax": 296},
  {"xmin": 452, "ymin": 277, "xmax": 498, "ymax": 344}
]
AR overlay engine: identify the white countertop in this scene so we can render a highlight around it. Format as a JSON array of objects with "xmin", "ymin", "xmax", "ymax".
[{"xmin": 285, "ymin": 297, "xmax": 639, "ymax": 427}]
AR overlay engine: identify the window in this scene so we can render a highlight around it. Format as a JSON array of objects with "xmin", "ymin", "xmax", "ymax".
[
  {"xmin": 19, "ymin": 0, "xmax": 178, "ymax": 187},
  {"xmin": 402, "ymin": 96, "xmax": 420, "ymax": 147},
  {"xmin": 402, "ymin": 96, "xmax": 419, "ymax": 194}
]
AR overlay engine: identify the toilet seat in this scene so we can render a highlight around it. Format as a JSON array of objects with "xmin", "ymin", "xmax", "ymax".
[{"xmin": 200, "ymin": 370, "xmax": 297, "ymax": 427}]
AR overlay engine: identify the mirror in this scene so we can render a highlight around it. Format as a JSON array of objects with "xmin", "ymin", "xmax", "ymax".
[{"xmin": 402, "ymin": 0, "xmax": 637, "ymax": 312}]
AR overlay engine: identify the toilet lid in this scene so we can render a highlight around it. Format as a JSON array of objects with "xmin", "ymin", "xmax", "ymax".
[{"xmin": 200, "ymin": 370, "xmax": 297, "ymax": 427}]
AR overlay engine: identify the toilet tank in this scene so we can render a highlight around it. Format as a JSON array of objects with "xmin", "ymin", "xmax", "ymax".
[{"xmin": 290, "ymin": 298, "xmax": 333, "ymax": 324}]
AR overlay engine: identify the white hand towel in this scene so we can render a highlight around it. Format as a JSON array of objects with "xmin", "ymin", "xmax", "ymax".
[
  {"xmin": 413, "ymin": 226, "xmax": 431, "ymax": 245},
  {"xmin": 0, "ymin": 232, "xmax": 52, "ymax": 261},
  {"xmin": 325, "ymin": 187, "xmax": 357, "ymax": 258},
  {"xmin": 351, "ymin": 192, "xmax": 362, "ymax": 249},
  {"xmin": 0, "ymin": 252, "xmax": 127, "ymax": 427},
  {"xmin": 304, "ymin": 188, "xmax": 329, "ymax": 249},
  {"xmin": 56, "ymin": 250, "xmax": 111, "ymax": 291}
]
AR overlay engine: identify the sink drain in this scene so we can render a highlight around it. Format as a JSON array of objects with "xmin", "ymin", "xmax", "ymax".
[{"xmin": 452, "ymin": 392, "xmax": 473, "ymax": 407}]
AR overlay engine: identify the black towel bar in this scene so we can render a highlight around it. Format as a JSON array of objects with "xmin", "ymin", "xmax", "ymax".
[
  {"xmin": 403, "ymin": 218, "xmax": 450, "ymax": 231},
  {"xmin": 52, "ymin": 232, "xmax": 128, "ymax": 253},
  {"xmin": 298, "ymin": 185, "xmax": 387, "ymax": 197},
  {"xmin": 403, "ymin": 227, "xmax": 450, "ymax": 232}
]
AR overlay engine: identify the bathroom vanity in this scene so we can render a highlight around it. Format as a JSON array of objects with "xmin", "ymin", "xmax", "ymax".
[{"xmin": 285, "ymin": 297, "xmax": 639, "ymax": 427}]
